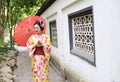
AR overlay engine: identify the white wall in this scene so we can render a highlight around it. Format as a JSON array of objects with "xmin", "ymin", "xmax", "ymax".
[
  {"xmin": 94, "ymin": 0, "xmax": 120, "ymax": 82},
  {"xmin": 41, "ymin": 0, "xmax": 120, "ymax": 82}
]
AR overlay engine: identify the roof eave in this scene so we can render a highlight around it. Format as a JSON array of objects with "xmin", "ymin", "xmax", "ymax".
[{"xmin": 36, "ymin": 0, "xmax": 56, "ymax": 16}]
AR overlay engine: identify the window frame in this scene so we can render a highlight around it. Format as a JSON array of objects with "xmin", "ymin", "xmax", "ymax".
[
  {"xmin": 49, "ymin": 20, "xmax": 58, "ymax": 48},
  {"xmin": 68, "ymin": 6, "xmax": 96, "ymax": 66}
]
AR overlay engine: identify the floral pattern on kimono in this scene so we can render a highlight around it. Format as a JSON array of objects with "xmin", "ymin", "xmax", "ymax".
[{"xmin": 26, "ymin": 34, "xmax": 51, "ymax": 82}]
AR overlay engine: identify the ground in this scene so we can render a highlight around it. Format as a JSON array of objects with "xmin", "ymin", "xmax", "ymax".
[{"xmin": 14, "ymin": 46, "xmax": 65, "ymax": 82}]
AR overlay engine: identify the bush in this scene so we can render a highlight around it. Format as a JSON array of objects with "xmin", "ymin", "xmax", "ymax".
[
  {"xmin": 0, "ymin": 38, "xmax": 15, "ymax": 55},
  {"xmin": 0, "ymin": 34, "xmax": 15, "ymax": 62},
  {"xmin": 0, "ymin": 38, "xmax": 9, "ymax": 47}
]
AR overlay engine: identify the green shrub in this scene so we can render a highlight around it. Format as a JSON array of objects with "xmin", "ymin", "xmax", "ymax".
[
  {"xmin": 0, "ymin": 38, "xmax": 15, "ymax": 55},
  {"xmin": 0, "ymin": 38, "xmax": 9, "ymax": 48}
]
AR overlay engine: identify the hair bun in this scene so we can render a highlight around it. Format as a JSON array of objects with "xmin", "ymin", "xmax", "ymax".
[
  {"xmin": 39, "ymin": 21, "xmax": 44, "ymax": 28},
  {"xmin": 34, "ymin": 20, "xmax": 44, "ymax": 31}
]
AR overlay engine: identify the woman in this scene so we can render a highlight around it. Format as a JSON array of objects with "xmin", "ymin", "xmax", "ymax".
[{"xmin": 26, "ymin": 20, "xmax": 51, "ymax": 82}]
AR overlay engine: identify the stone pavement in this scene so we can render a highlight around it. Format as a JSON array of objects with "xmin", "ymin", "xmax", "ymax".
[{"xmin": 14, "ymin": 46, "xmax": 65, "ymax": 82}]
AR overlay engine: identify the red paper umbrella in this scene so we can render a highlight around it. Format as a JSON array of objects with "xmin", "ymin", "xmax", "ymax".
[{"xmin": 14, "ymin": 16, "xmax": 46, "ymax": 46}]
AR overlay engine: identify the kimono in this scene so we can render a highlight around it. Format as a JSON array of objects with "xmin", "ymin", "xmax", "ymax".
[{"xmin": 26, "ymin": 34, "xmax": 51, "ymax": 82}]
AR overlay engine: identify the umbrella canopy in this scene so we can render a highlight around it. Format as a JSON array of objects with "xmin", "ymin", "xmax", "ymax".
[{"xmin": 14, "ymin": 16, "xmax": 46, "ymax": 46}]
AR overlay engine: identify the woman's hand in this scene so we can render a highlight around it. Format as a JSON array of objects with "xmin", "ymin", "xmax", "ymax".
[{"xmin": 36, "ymin": 40, "xmax": 42, "ymax": 47}]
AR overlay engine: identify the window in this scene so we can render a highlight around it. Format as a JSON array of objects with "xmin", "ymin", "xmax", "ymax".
[
  {"xmin": 49, "ymin": 20, "xmax": 58, "ymax": 47},
  {"xmin": 68, "ymin": 6, "xmax": 95, "ymax": 65}
]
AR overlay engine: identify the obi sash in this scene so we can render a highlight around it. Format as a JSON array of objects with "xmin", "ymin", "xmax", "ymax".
[{"xmin": 34, "ymin": 46, "xmax": 44, "ymax": 55}]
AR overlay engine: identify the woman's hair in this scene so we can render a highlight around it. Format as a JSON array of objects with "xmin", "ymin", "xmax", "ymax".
[{"xmin": 34, "ymin": 20, "xmax": 44, "ymax": 31}]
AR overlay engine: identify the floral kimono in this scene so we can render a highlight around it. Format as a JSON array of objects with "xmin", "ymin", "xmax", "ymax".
[{"xmin": 26, "ymin": 34, "xmax": 51, "ymax": 82}]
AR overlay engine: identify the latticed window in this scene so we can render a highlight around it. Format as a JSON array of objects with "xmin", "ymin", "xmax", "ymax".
[
  {"xmin": 68, "ymin": 6, "xmax": 95, "ymax": 65},
  {"xmin": 49, "ymin": 20, "xmax": 58, "ymax": 47}
]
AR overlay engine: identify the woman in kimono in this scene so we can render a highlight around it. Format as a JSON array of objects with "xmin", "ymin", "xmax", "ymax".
[{"xmin": 26, "ymin": 20, "xmax": 51, "ymax": 82}]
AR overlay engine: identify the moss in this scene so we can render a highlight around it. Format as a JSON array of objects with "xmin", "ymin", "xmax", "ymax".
[
  {"xmin": 50, "ymin": 54, "xmax": 64, "ymax": 75},
  {"xmin": 65, "ymin": 66, "xmax": 84, "ymax": 82},
  {"xmin": 50, "ymin": 54, "xmax": 61, "ymax": 65},
  {"xmin": 50, "ymin": 54, "xmax": 84, "ymax": 82},
  {"xmin": 51, "ymin": 55, "xmax": 80, "ymax": 79}
]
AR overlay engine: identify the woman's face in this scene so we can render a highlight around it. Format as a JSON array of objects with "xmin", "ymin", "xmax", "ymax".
[{"xmin": 34, "ymin": 24, "xmax": 42, "ymax": 34}]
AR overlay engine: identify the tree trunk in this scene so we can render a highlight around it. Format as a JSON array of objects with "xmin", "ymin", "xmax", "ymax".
[
  {"xmin": 0, "ymin": 0, "xmax": 6, "ymax": 39},
  {"xmin": 9, "ymin": 29, "xmax": 13, "ymax": 48}
]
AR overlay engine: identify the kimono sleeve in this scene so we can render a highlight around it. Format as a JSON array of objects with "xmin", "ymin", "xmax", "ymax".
[
  {"xmin": 26, "ymin": 35, "xmax": 36, "ymax": 51},
  {"xmin": 42, "ymin": 35, "xmax": 51, "ymax": 53}
]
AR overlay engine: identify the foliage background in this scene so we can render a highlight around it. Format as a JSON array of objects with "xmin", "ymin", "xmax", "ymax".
[{"xmin": 0, "ymin": 0, "xmax": 46, "ymax": 55}]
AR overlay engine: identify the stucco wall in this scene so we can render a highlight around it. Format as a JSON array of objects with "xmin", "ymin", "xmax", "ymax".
[
  {"xmin": 41, "ymin": 0, "xmax": 120, "ymax": 82},
  {"xmin": 94, "ymin": 0, "xmax": 120, "ymax": 82}
]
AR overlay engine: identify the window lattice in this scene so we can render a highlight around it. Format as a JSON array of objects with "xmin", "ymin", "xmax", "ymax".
[
  {"xmin": 50, "ymin": 21, "xmax": 58, "ymax": 47},
  {"xmin": 72, "ymin": 14, "xmax": 95, "ymax": 56}
]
